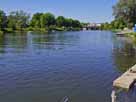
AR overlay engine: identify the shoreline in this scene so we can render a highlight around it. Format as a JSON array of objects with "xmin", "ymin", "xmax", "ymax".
[
  {"xmin": 116, "ymin": 29, "xmax": 136, "ymax": 44},
  {"xmin": 0, "ymin": 27, "xmax": 82, "ymax": 34}
]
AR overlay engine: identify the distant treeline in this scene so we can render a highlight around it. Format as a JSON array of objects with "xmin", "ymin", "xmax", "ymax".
[{"xmin": 0, "ymin": 10, "xmax": 83, "ymax": 33}]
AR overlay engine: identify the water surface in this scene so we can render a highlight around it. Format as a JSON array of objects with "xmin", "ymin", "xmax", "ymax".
[{"xmin": 0, "ymin": 31, "xmax": 136, "ymax": 102}]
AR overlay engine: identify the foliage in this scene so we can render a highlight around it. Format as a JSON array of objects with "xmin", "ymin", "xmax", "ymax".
[
  {"xmin": 113, "ymin": 0, "xmax": 136, "ymax": 28},
  {"xmin": 72, "ymin": 20, "xmax": 81, "ymax": 28},
  {"xmin": 30, "ymin": 13, "xmax": 43, "ymax": 28},
  {"xmin": 7, "ymin": 10, "xmax": 30, "ymax": 30},
  {"xmin": 40, "ymin": 13, "xmax": 55, "ymax": 28},
  {"xmin": 0, "ymin": 9, "xmax": 82, "ymax": 32},
  {"xmin": 30, "ymin": 13, "xmax": 82, "ymax": 31},
  {"xmin": 0, "ymin": 10, "xmax": 7, "ymax": 30},
  {"xmin": 0, "ymin": 30, "xmax": 3, "ymax": 35},
  {"xmin": 101, "ymin": 18, "xmax": 126, "ymax": 30},
  {"xmin": 101, "ymin": 0, "xmax": 136, "ymax": 30},
  {"xmin": 56, "ymin": 16, "xmax": 66, "ymax": 27},
  {"xmin": 100, "ymin": 22, "xmax": 111, "ymax": 30},
  {"xmin": 111, "ymin": 18, "xmax": 126, "ymax": 29}
]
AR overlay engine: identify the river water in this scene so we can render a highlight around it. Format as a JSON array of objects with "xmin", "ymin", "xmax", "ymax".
[{"xmin": 0, "ymin": 31, "xmax": 136, "ymax": 102}]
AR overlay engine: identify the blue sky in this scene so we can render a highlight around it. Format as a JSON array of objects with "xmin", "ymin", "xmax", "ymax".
[{"xmin": 0, "ymin": 0, "xmax": 117, "ymax": 23}]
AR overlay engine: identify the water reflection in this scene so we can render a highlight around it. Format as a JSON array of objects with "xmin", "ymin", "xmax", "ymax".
[
  {"xmin": 113, "ymin": 36, "xmax": 136, "ymax": 72},
  {"xmin": 0, "ymin": 31, "xmax": 136, "ymax": 102},
  {"xmin": 112, "ymin": 86, "xmax": 136, "ymax": 102},
  {"xmin": 0, "ymin": 34, "xmax": 6, "ymax": 53},
  {"xmin": 0, "ymin": 32, "xmax": 79, "ymax": 54},
  {"xmin": 113, "ymin": 36, "xmax": 136, "ymax": 102},
  {"xmin": 32, "ymin": 32, "xmax": 77, "ymax": 50}
]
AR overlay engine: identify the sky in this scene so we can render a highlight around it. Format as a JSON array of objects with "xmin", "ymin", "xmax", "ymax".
[{"xmin": 0, "ymin": 0, "xmax": 118, "ymax": 23}]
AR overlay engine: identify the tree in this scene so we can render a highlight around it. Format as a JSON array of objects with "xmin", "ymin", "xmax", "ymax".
[
  {"xmin": 0, "ymin": 10, "xmax": 7, "ymax": 30},
  {"xmin": 30, "ymin": 13, "xmax": 43, "ymax": 28},
  {"xmin": 101, "ymin": 22, "xmax": 110, "ymax": 30},
  {"xmin": 56, "ymin": 16, "xmax": 65, "ymax": 27},
  {"xmin": 7, "ymin": 10, "xmax": 30, "ymax": 30},
  {"xmin": 40, "ymin": 13, "xmax": 55, "ymax": 28},
  {"xmin": 113, "ymin": 0, "xmax": 136, "ymax": 28},
  {"xmin": 110, "ymin": 18, "xmax": 126, "ymax": 29},
  {"xmin": 72, "ymin": 20, "xmax": 81, "ymax": 28},
  {"xmin": 65, "ymin": 18, "xmax": 73, "ymax": 27},
  {"xmin": 0, "ymin": 9, "xmax": 82, "ymax": 32}
]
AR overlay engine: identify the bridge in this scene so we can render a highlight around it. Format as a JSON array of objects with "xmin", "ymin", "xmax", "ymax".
[{"xmin": 83, "ymin": 23, "xmax": 101, "ymax": 30}]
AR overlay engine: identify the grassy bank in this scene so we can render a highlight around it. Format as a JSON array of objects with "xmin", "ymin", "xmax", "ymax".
[
  {"xmin": 124, "ymin": 32, "xmax": 136, "ymax": 44},
  {"xmin": 0, "ymin": 27, "xmax": 82, "ymax": 35},
  {"xmin": 111, "ymin": 29, "xmax": 122, "ymax": 33},
  {"xmin": 1, "ymin": 27, "xmax": 82, "ymax": 34},
  {"xmin": 126, "ymin": 32, "xmax": 136, "ymax": 42},
  {"xmin": 0, "ymin": 31, "xmax": 4, "ymax": 35}
]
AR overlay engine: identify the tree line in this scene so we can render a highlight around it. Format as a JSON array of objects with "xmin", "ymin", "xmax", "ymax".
[
  {"xmin": 101, "ymin": 0, "xmax": 136, "ymax": 30},
  {"xmin": 2, "ymin": 0, "xmax": 135, "ymax": 33},
  {"xmin": 0, "ymin": 10, "xmax": 82, "ymax": 33}
]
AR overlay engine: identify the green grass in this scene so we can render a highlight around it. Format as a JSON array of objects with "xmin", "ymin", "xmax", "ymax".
[
  {"xmin": 1, "ymin": 26, "xmax": 82, "ymax": 34},
  {"xmin": 126, "ymin": 32, "xmax": 136, "ymax": 37},
  {"xmin": 0, "ymin": 31, "xmax": 3, "ymax": 35},
  {"xmin": 111, "ymin": 29, "xmax": 122, "ymax": 33},
  {"xmin": 126, "ymin": 32, "xmax": 136, "ymax": 44}
]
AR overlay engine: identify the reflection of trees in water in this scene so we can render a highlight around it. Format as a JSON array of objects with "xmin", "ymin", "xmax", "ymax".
[
  {"xmin": 113, "ymin": 37, "xmax": 136, "ymax": 72},
  {"xmin": 0, "ymin": 32, "xmax": 80, "ymax": 54},
  {"xmin": 32, "ymin": 32, "xmax": 79, "ymax": 50},
  {"xmin": 0, "ymin": 33, "xmax": 28, "ymax": 54},
  {"xmin": 5, "ymin": 33, "xmax": 27, "ymax": 49},
  {"xmin": 0, "ymin": 34, "xmax": 5, "ymax": 53}
]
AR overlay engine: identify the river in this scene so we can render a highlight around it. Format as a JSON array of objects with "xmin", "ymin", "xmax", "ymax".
[{"xmin": 0, "ymin": 31, "xmax": 136, "ymax": 102}]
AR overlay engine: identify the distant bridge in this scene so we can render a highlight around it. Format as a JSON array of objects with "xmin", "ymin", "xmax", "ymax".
[{"xmin": 83, "ymin": 23, "xmax": 101, "ymax": 30}]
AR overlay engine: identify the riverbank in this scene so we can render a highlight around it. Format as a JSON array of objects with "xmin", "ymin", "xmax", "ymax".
[
  {"xmin": 116, "ymin": 29, "xmax": 136, "ymax": 43},
  {"xmin": 126, "ymin": 32, "xmax": 136, "ymax": 42},
  {"xmin": 116, "ymin": 29, "xmax": 133, "ymax": 36},
  {"xmin": 0, "ymin": 27, "xmax": 82, "ymax": 34}
]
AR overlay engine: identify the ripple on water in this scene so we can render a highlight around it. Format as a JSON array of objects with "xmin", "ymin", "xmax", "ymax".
[{"xmin": 0, "ymin": 31, "xmax": 135, "ymax": 102}]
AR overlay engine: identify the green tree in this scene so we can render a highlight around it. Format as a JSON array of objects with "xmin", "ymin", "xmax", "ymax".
[
  {"xmin": 30, "ymin": 13, "xmax": 43, "ymax": 28},
  {"xmin": 0, "ymin": 9, "xmax": 82, "ymax": 32},
  {"xmin": 40, "ymin": 13, "xmax": 55, "ymax": 28},
  {"xmin": 56, "ymin": 16, "xmax": 65, "ymax": 27},
  {"xmin": 72, "ymin": 20, "xmax": 81, "ymax": 28},
  {"xmin": 101, "ymin": 22, "xmax": 110, "ymax": 30},
  {"xmin": 7, "ymin": 10, "xmax": 30, "ymax": 30},
  {"xmin": 113, "ymin": 0, "xmax": 136, "ymax": 28},
  {"xmin": 0, "ymin": 10, "xmax": 7, "ymax": 30},
  {"xmin": 65, "ymin": 18, "xmax": 73, "ymax": 27},
  {"xmin": 110, "ymin": 18, "xmax": 126, "ymax": 29}
]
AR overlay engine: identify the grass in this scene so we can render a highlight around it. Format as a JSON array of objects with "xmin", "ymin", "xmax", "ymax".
[
  {"xmin": 0, "ymin": 31, "xmax": 3, "ymax": 35},
  {"xmin": 0, "ymin": 26, "xmax": 82, "ymax": 34},
  {"xmin": 126, "ymin": 32, "xmax": 136, "ymax": 43},
  {"xmin": 126, "ymin": 32, "xmax": 136, "ymax": 38},
  {"xmin": 111, "ymin": 29, "xmax": 122, "ymax": 33}
]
